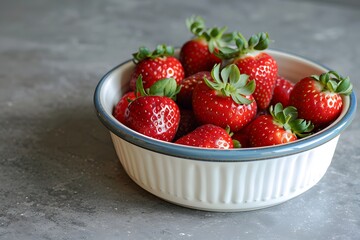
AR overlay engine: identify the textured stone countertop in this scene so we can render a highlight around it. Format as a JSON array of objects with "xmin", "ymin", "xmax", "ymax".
[{"xmin": 1, "ymin": 0, "xmax": 359, "ymax": 239}]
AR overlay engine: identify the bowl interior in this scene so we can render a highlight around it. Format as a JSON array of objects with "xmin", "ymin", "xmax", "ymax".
[
  {"xmin": 94, "ymin": 49, "xmax": 356, "ymax": 161},
  {"xmin": 100, "ymin": 61, "xmax": 134, "ymax": 115}
]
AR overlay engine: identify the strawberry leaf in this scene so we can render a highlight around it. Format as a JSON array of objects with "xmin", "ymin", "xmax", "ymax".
[
  {"xmin": 135, "ymin": 77, "xmax": 181, "ymax": 100},
  {"xmin": 289, "ymin": 119, "xmax": 314, "ymax": 138},
  {"xmin": 222, "ymin": 32, "xmax": 237, "ymax": 43},
  {"xmin": 337, "ymin": 76, "xmax": 352, "ymax": 95},
  {"xmin": 208, "ymin": 39, "xmax": 216, "ymax": 53},
  {"xmin": 132, "ymin": 44, "xmax": 174, "ymax": 63},
  {"xmin": 253, "ymin": 32, "xmax": 270, "ymax": 50},
  {"xmin": 233, "ymin": 139, "xmax": 242, "ymax": 148},
  {"xmin": 237, "ymin": 79, "xmax": 255, "ymax": 96},
  {"xmin": 205, "ymin": 64, "xmax": 255, "ymax": 105},
  {"xmin": 234, "ymin": 32, "xmax": 248, "ymax": 50},
  {"xmin": 215, "ymin": 31, "xmax": 270, "ymax": 59},
  {"xmin": 148, "ymin": 78, "xmax": 181, "ymax": 100},
  {"xmin": 186, "ymin": 16, "xmax": 237, "ymax": 55},
  {"xmin": 186, "ymin": 16, "xmax": 206, "ymax": 37},
  {"xmin": 220, "ymin": 64, "xmax": 231, "ymax": 85},
  {"xmin": 283, "ymin": 106, "xmax": 298, "ymax": 121},
  {"xmin": 311, "ymin": 70, "xmax": 353, "ymax": 96},
  {"xmin": 248, "ymin": 34, "xmax": 259, "ymax": 49},
  {"xmin": 232, "ymin": 74, "xmax": 249, "ymax": 89},
  {"xmin": 270, "ymin": 103, "xmax": 313, "ymax": 137},
  {"xmin": 326, "ymin": 79, "xmax": 337, "ymax": 92},
  {"xmin": 231, "ymin": 94, "xmax": 252, "ymax": 105}
]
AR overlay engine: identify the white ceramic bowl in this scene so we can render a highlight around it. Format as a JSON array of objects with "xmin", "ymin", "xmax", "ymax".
[{"xmin": 94, "ymin": 49, "xmax": 356, "ymax": 211}]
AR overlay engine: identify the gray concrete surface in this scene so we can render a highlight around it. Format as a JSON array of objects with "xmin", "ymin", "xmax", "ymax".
[{"xmin": 1, "ymin": 0, "xmax": 359, "ymax": 239}]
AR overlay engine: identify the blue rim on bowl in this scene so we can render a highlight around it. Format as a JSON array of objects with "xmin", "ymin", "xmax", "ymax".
[{"xmin": 94, "ymin": 50, "xmax": 357, "ymax": 162}]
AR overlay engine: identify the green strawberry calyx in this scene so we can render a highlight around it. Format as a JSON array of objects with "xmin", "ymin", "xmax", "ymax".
[
  {"xmin": 269, "ymin": 103, "xmax": 314, "ymax": 138},
  {"xmin": 135, "ymin": 75, "xmax": 181, "ymax": 100},
  {"xmin": 186, "ymin": 15, "xmax": 206, "ymax": 37},
  {"xmin": 311, "ymin": 71, "xmax": 353, "ymax": 96},
  {"xmin": 215, "ymin": 32, "xmax": 271, "ymax": 59},
  {"xmin": 186, "ymin": 15, "xmax": 235, "ymax": 54},
  {"xmin": 132, "ymin": 44, "xmax": 175, "ymax": 64},
  {"xmin": 204, "ymin": 64, "xmax": 256, "ymax": 105}
]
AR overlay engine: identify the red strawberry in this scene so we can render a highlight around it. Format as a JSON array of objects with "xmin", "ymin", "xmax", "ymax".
[
  {"xmin": 234, "ymin": 52, "xmax": 277, "ymax": 110},
  {"xmin": 217, "ymin": 32, "xmax": 277, "ymax": 109},
  {"xmin": 175, "ymin": 124, "xmax": 234, "ymax": 149},
  {"xmin": 125, "ymin": 76, "xmax": 181, "ymax": 142},
  {"xmin": 173, "ymin": 108, "xmax": 199, "ymax": 141},
  {"xmin": 232, "ymin": 131, "xmax": 250, "ymax": 148},
  {"xmin": 192, "ymin": 64, "xmax": 257, "ymax": 132},
  {"xmin": 290, "ymin": 71, "xmax": 353, "ymax": 128},
  {"xmin": 113, "ymin": 91, "xmax": 137, "ymax": 124},
  {"xmin": 180, "ymin": 39, "xmax": 222, "ymax": 77},
  {"xmin": 232, "ymin": 122, "xmax": 252, "ymax": 148},
  {"xmin": 177, "ymin": 71, "xmax": 212, "ymax": 109},
  {"xmin": 270, "ymin": 76, "xmax": 294, "ymax": 107},
  {"xmin": 129, "ymin": 44, "xmax": 184, "ymax": 90},
  {"xmin": 179, "ymin": 16, "xmax": 231, "ymax": 76},
  {"xmin": 249, "ymin": 103, "xmax": 314, "ymax": 147}
]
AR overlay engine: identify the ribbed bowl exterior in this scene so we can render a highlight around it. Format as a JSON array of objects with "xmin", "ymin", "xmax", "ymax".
[{"xmin": 111, "ymin": 133, "xmax": 338, "ymax": 211}]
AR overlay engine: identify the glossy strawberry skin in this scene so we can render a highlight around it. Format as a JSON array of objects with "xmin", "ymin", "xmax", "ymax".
[
  {"xmin": 232, "ymin": 122, "xmax": 253, "ymax": 148},
  {"xmin": 232, "ymin": 131, "xmax": 250, "ymax": 148},
  {"xmin": 179, "ymin": 39, "xmax": 222, "ymax": 77},
  {"xmin": 113, "ymin": 91, "xmax": 137, "ymax": 124},
  {"xmin": 270, "ymin": 76, "xmax": 294, "ymax": 107},
  {"xmin": 124, "ymin": 96, "xmax": 180, "ymax": 142},
  {"xmin": 289, "ymin": 77, "xmax": 343, "ymax": 127},
  {"xmin": 175, "ymin": 124, "xmax": 233, "ymax": 149},
  {"xmin": 192, "ymin": 82, "xmax": 257, "ymax": 132},
  {"xmin": 233, "ymin": 52, "xmax": 278, "ymax": 110},
  {"xmin": 248, "ymin": 115, "xmax": 297, "ymax": 147},
  {"xmin": 129, "ymin": 56, "xmax": 184, "ymax": 90},
  {"xmin": 177, "ymin": 71, "xmax": 212, "ymax": 109},
  {"xmin": 173, "ymin": 108, "xmax": 199, "ymax": 141}
]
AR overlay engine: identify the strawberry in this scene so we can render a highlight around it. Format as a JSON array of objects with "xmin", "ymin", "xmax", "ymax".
[
  {"xmin": 113, "ymin": 91, "xmax": 137, "ymax": 124},
  {"xmin": 129, "ymin": 44, "xmax": 184, "ymax": 90},
  {"xmin": 217, "ymin": 32, "xmax": 277, "ymax": 110},
  {"xmin": 232, "ymin": 122, "xmax": 253, "ymax": 148},
  {"xmin": 175, "ymin": 124, "xmax": 234, "ymax": 149},
  {"xmin": 248, "ymin": 103, "xmax": 314, "ymax": 147},
  {"xmin": 290, "ymin": 71, "xmax": 353, "ymax": 128},
  {"xmin": 125, "ymin": 76, "xmax": 181, "ymax": 142},
  {"xmin": 234, "ymin": 52, "xmax": 277, "ymax": 110},
  {"xmin": 231, "ymin": 130, "xmax": 250, "ymax": 148},
  {"xmin": 177, "ymin": 71, "xmax": 212, "ymax": 109},
  {"xmin": 270, "ymin": 76, "xmax": 294, "ymax": 107},
  {"xmin": 173, "ymin": 108, "xmax": 199, "ymax": 141},
  {"xmin": 192, "ymin": 64, "xmax": 257, "ymax": 132},
  {"xmin": 179, "ymin": 16, "xmax": 232, "ymax": 77},
  {"xmin": 180, "ymin": 39, "xmax": 221, "ymax": 77}
]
